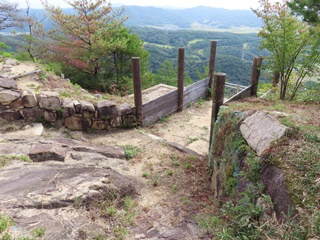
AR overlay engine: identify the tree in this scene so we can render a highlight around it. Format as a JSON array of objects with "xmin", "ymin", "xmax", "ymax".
[
  {"xmin": 41, "ymin": 0, "xmax": 149, "ymax": 93},
  {"xmin": 252, "ymin": 0, "xmax": 320, "ymax": 100},
  {"xmin": 22, "ymin": 0, "xmax": 46, "ymax": 62},
  {"xmin": 288, "ymin": 0, "xmax": 320, "ymax": 23},
  {"xmin": 0, "ymin": 0, "xmax": 23, "ymax": 31}
]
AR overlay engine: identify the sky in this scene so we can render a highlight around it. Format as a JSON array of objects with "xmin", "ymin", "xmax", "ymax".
[{"xmin": 17, "ymin": 0, "xmax": 282, "ymax": 10}]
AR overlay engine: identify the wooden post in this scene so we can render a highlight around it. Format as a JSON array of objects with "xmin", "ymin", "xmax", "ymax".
[
  {"xmin": 208, "ymin": 40, "xmax": 218, "ymax": 89},
  {"xmin": 178, "ymin": 48, "xmax": 184, "ymax": 112},
  {"xmin": 250, "ymin": 57, "xmax": 263, "ymax": 96},
  {"xmin": 132, "ymin": 57, "xmax": 143, "ymax": 125},
  {"xmin": 209, "ymin": 73, "xmax": 226, "ymax": 151}
]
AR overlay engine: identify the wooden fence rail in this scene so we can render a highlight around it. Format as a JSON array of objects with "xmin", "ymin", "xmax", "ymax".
[{"xmin": 132, "ymin": 42, "xmax": 263, "ymax": 127}]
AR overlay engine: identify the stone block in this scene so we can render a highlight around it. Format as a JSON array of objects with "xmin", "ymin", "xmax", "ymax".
[
  {"xmin": 0, "ymin": 109, "xmax": 22, "ymax": 121},
  {"xmin": 0, "ymin": 77, "xmax": 18, "ymax": 89},
  {"xmin": 95, "ymin": 100, "xmax": 118, "ymax": 119},
  {"xmin": 22, "ymin": 89, "xmax": 38, "ymax": 107},
  {"xmin": 10, "ymin": 98, "xmax": 24, "ymax": 110},
  {"xmin": 20, "ymin": 107, "xmax": 44, "ymax": 121},
  {"xmin": 0, "ymin": 90, "xmax": 21, "ymax": 105},
  {"xmin": 44, "ymin": 110, "xmax": 57, "ymax": 122},
  {"xmin": 64, "ymin": 116, "xmax": 92, "ymax": 131},
  {"xmin": 240, "ymin": 111, "xmax": 289, "ymax": 156},
  {"xmin": 38, "ymin": 91, "xmax": 61, "ymax": 110},
  {"xmin": 117, "ymin": 103, "xmax": 132, "ymax": 117},
  {"xmin": 79, "ymin": 100, "xmax": 95, "ymax": 118}
]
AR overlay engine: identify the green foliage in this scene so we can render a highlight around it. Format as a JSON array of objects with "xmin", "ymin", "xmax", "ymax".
[
  {"xmin": 0, "ymin": 154, "xmax": 32, "ymax": 167},
  {"xmin": 41, "ymin": 1, "xmax": 149, "ymax": 95},
  {"xmin": 31, "ymin": 226, "xmax": 46, "ymax": 238},
  {"xmin": 288, "ymin": 0, "xmax": 320, "ymax": 23},
  {"xmin": 0, "ymin": 214, "xmax": 12, "ymax": 234},
  {"xmin": 253, "ymin": 0, "xmax": 320, "ymax": 100},
  {"xmin": 124, "ymin": 145, "xmax": 139, "ymax": 160}
]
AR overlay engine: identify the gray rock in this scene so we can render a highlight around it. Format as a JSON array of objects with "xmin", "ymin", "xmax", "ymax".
[
  {"xmin": 117, "ymin": 103, "xmax": 133, "ymax": 117},
  {"xmin": 0, "ymin": 109, "xmax": 22, "ymax": 121},
  {"xmin": 0, "ymin": 77, "xmax": 18, "ymax": 89},
  {"xmin": 64, "ymin": 116, "xmax": 92, "ymax": 131},
  {"xmin": 261, "ymin": 166, "xmax": 294, "ymax": 222},
  {"xmin": 29, "ymin": 143, "xmax": 67, "ymax": 162},
  {"xmin": 22, "ymin": 89, "xmax": 38, "ymax": 107},
  {"xmin": 63, "ymin": 102, "xmax": 75, "ymax": 117},
  {"xmin": 73, "ymin": 100, "xmax": 81, "ymax": 113},
  {"xmin": 95, "ymin": 100, "xmax": 118, "ymax": 119},
  {"xmin": 0, "ymin": 163, "xmax": 135, "ymax": 239},
  {"xmin": 20, "ymin": 107, "xmax": 44, "ymax": 121},
  {"xmin": 62, "ymin": 98, "xmax": 73, "ymax": 107},
  {"xmin": 9, "ymin": 98, "xmax": 24, "ymax": 110},
  {"xmin": 0, "ymin": 89, "xmax": 21, "ymax": 105},
  {"xmin": 79, "ymin": 100, "xmax": 95, "ymax": 118},
  {"xmin": 37, "ymin": 91, "xmax": 61, "ymax": 110},
  {"xmin": 91, "ymin": 120, "xmax": 108, "ymax": 130},
  {"xmin": 240, "ymin": 111, "xmax": 289, "ymax": 156},
  {"xmin": 44, "ymin": 110, "xmax": 57, "ymax": 122},
  {"xmin": 0, "ymin": 163, "xmax": 135, "ymax": 209}
]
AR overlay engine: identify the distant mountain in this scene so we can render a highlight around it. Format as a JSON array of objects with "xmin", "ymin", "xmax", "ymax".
[
  {"xmin": 123, "ymin": 6, "xmax": 262, "ymax": 29},
  {"xmin": 0, "ymin": 5, "xmax": 261, "ymax": 33}
]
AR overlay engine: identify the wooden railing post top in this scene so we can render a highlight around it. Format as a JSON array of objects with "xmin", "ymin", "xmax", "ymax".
[
  {"xmin": 215, "ymin": 73, "xmax": 226, "ymax": 77},
  {"xmin": 132, "ymin": 57, "xmax": 140, "ymax": 60}
]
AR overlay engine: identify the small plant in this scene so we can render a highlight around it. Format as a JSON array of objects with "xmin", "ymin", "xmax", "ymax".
[
  {"xmin": 150, "ymin": 174, "xmax": 159, "ymax": 187},
  {"xmin": 107, "ymin": 206, "xmax": 117, "ymax": 217},
  {"xmin": 158, "ymin": 116, "xmax": 169, "ymax": 123},
  {"xmin": 124, "ymin": 145, "xmax": 139, "ymax": 160},
  {"xmin": 167, "ymin": 169, "xmax": 173, "ymax": 176},
  {"xmin": 197, "ymin": 214, "xmax": 220, "ymax": 235},
  {"xmin": 31, "ymin": 226, "xmax": 46, "ymax": 238},
  {"xmin": 187, "ymin": 137, "xmax": 198, "ymax": 144},
  {"xmin": 142, "ymin": 172, "xmax": 148, "ymax": 178}
]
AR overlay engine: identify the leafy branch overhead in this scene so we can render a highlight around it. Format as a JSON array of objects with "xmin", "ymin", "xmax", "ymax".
[
  {"xmin": 0, "ymin": 0, "xmax": 23, "ymax": 31},
  {"xmin": 253, "ymin": 0, "xmax": 320, "ymax": 100}
]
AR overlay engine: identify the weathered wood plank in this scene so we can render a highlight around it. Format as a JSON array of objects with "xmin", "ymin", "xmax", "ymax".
[
  {"xmin": 224, "ymin": 85, "xmax": 252, "ymax": 104},
  {"xmin": 184, "ymin": 77, "xmax": 210, "ymax": 107},
  {"xmin": 142, "ymin": 90, "xmax": 178, "ymax": 126}
]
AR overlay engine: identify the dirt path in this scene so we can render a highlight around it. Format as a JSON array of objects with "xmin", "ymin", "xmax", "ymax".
[{"xmin": 81, "ymin": 100, "xmax": 213, "ymax": 239}]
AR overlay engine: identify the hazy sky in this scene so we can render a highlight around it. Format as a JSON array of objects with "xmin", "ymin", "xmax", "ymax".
[{"xmin": 17, "ymin": 0, "xmax": 282, "ymax": 10}]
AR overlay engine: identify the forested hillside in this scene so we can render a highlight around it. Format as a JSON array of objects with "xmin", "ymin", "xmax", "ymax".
[
  {"xmin": 132, "ymin": 27, "xmax": 266, "ymax": 85},
  {"xmin": 0, "ymin": 5, "xmax": 266, "ymax": 87}
]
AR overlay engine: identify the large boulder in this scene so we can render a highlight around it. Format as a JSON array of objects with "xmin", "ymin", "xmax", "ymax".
[
  {"xmin": 0, "ymin": 90, "xmax": 21, "ymax": 105},
  {"xmin": 0, "ymin": 163, "xmax": 135, "ymax": 239},
  {"xmin": 37, "ymin": 91, "xmax": 61, "ymax": 111},
  {"xmin": 240, "ymin": 111, "xmax": 290, "ymax": 156}
]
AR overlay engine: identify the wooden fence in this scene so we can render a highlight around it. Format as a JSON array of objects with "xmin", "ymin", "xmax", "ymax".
[{"xmin": 132, "ymin": 41, "xmax": 263, "ymax": 127}]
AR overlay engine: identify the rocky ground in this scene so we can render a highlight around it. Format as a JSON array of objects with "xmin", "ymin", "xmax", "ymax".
[
  {"xmin": 1, "ymin": 59, "xmax": 319, "ymax": 240},
  {"xmin": 0, "ymin": 59, "xmax": 214, "ymax": 240}
]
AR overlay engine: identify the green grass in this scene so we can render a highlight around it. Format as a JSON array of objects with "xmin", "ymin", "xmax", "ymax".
[
  {"xmin": 0, "ymin": 154, "xmax": 32, "ymax": 167},
  {"xmin": 124, "ymin": 145, "xmax": 140, "ymax": 160}
]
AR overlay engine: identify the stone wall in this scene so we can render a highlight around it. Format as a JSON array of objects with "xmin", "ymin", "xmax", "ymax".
[{"xmin": 0, "ymin": 76, "xmax": 137, "ymax": 131}]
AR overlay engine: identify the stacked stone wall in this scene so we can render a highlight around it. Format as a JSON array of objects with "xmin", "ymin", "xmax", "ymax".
[{"xmin": 0, "ymin": 76, "xmax": 137, "ymax": 130}]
